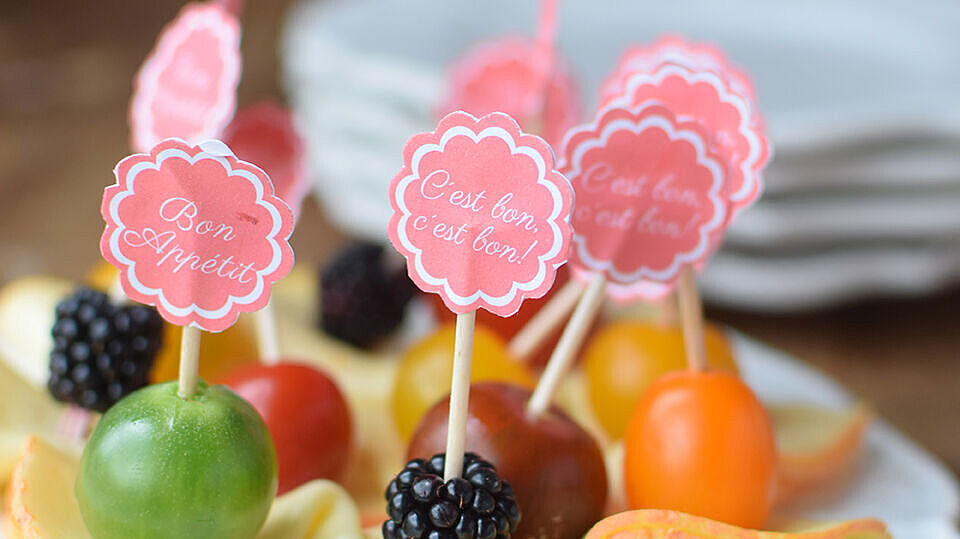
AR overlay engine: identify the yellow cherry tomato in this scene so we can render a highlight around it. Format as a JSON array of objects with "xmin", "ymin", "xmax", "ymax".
[
  {"xmin": 391, "ymin": 323, "xmax": 535, "ymax": 441},
  {"xmin": 584, "ymin": 320, "xmax": 737, "ymax": 440}
]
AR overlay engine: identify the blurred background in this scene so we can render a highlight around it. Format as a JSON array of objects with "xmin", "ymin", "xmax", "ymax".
[{"xmin": 1, "ymin": 0, "xmax": 957, "ymax": 480}]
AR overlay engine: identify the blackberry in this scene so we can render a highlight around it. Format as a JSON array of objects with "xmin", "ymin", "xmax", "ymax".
[
  {"xmin": 320, "ymin": 241, "xmax": 417, "ymax": 348},
  {"xmin": 48, "ymin": 286, "xmax": 164, "ymax": 412},
  {"xmin": 383, "ymin": 453, "xmax": 520, "ymax": 539}
]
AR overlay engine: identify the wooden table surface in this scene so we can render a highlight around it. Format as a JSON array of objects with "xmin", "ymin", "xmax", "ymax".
[{"xmin": 2, "ymin": 1, "xmax": 958, "ymax": 479}]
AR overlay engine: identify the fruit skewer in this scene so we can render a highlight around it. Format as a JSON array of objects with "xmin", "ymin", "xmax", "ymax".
[
  {"xmin": 442, "ymin": 310, "xmax": 477, "ymax": 480},
  {"xmin": 254, "ymin": 300, "xmax": 282, "ymax": 365},
  {"xmin": 506, "ymin": 277, "xmax": 583, "ymax": 361},
  {"xmin": 526, "ymin": 272, "xmax": 605, "ymax": 416},
  {"xmin": 677, "ymin": 266, "xmax": 707, "ymax": 372},
  {"xmin": 177, "ymin": 326, "xmax": 202, "ymax": 397},
  {"xmin": 385, "ymin": 107, "xmax": 574, "ymax": 537}
]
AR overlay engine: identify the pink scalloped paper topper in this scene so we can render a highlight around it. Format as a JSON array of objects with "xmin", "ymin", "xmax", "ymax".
[
  {"xmin": 388, "ymin": 111, "xmax": 574, "ymax": 317},
  {"xmin": 216, "ymin": 0, "xmax": 244, "ymax": 17},
  {"xmin": 600, "ymin": 58, "xmax": 769, "ymax": 216},
  {"xmin": 222, "ymin": 101, "xmax": 310, "ymax": 218},
  {"xmin": 100, "ymin": 138, "xmax": 295, "ymax": 332},
  {"xmin": 439, "ymin": 37, "xmax": 581, "ymax": 151},
  {"xmin": 560, "ymin": 104, "xmax": 728, "ymax": 289},
  {"xmin": 598, "ymin": 36, "xmax": 758, "ymax": 109},
  {"xmin": 129, "ymin": 2, "xmax": 241, "ymax": 153}
]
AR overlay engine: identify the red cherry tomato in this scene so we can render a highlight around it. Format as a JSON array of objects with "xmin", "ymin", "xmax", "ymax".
[{"xmin": 220, "ymin": 362, "xmax": 352, "ymax": 495}]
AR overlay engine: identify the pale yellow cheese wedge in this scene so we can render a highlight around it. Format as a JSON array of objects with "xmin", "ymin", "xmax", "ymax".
[
  {"xmin": 770, "ymin": 403, "xmax": 871, "ymax": 506},
  {"xmin": 258, "ymin": 479, "xmax": 363, "ymax": 539},
  {"xmin": 0, "ymin": 276, "xmax": 73, "ymax": 390},
  {"xmin": 4, "ymin": 436, "xmax": 86, "ymax": 539},
  {"xmin": 0, "ymin": 358, "xmax": 64, "ymax": 488}
]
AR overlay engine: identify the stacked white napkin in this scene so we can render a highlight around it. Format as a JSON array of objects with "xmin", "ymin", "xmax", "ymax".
[{"xmin": 282, "ymin": 0, "xmax": 960, "ymax": 311}]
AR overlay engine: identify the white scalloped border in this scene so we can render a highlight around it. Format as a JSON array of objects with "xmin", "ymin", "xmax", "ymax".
[
  {"xmin": 608, "ymin": 63, "xmax": 764, "ymax": 204},
  {"xmin": 106, "ymin": 141, "xmax": 289, "ymax": 330},
  {"xmin": 563, "ymin": 106, "xmax": 727, "ymax": 284},
  {"xmin": 392, "ymin": 116, "xmax": 571, "ymax": 311},
  {"xmin": 130, "ymin": 4, "xmax": 241, "ymax": 152}
]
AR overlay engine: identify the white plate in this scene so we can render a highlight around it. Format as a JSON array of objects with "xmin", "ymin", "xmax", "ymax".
[
  {"xmin": 283, "ymin": 0, "xmax": 960, "ymax": 309},
  {"xmin": 283, "ymin": 0, "xmax": 960, "ymax": 232},
  {"xmin": 700, "ymin": 240, "xmax": 960, "ymax": 311},
  {"xmin": 734, "ymin": 331, "xmax": 960, "ymax": 538}
]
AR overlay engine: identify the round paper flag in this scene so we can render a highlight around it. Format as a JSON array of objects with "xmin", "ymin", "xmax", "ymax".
[
  {"xmin": 439, "ymin": 37, "xmax": 581, "ymax": 151},
  {"xmin": 129, "ymin": 2, "xmax": 241, "ymax": 153},
  {"xmin": 101, "ymin": 139, "xmax": 295, "ymax": 332},
  {"xmin": 388, "ymin": 111, "xmax": 574, "ymax": 317},
  {"xmin": 222, "ymin": 101, "xmax": 310, "ymax": 219},
  {"xmin": 598, "ymin": 35, "xmax": 758, "ymax": 111},
  {"xmin": 560, "ymin": 103, "xmax": 729, "ymax": 288},
  {"xmin": 601, "ymin": 61, "xmax": 768, "ymax": 215}
]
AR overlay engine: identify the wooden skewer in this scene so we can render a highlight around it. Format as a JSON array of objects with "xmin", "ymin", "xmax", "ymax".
[
  {"xmin": 526, "ymin": 272, "xmax": 606, "ymax": 417},
  {"xmin": 656, "ymin": 290, "xmax": 680, "ymax": 328},
  {"xmin": 178, "ymin": 326, "xmax": 202, "ymax": 398},
  {"xmin": 255, "ymin": 298, "xmax": 281, "ymax": 365},
  {"xmin": 108, "ymin": 275, "xmax": 128, "ymax": 305},
  {"xmin": 677, "ymin": 266, "xmax": 706, "ymax": 371},
  {"xmin": 507, "ymin": 278, "xmax": 585, "ymax": 362},
  {"xmin": 443, "ymin": 310, "xmax": 477, "ymax": 480}
]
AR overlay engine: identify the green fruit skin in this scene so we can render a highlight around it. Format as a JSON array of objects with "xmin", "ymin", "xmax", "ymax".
[{"xmin": 75, "ymin": 380, "xmax": 277, "ymax": 539}]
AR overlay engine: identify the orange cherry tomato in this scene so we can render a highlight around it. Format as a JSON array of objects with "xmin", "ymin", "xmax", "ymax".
[
  {"xmin": 624, "ymin": 370, "xmax": 776, "ymax": 530},
  {"xmin": 584, "ymin": 320, "xmax": 737, "ymax": 440}
]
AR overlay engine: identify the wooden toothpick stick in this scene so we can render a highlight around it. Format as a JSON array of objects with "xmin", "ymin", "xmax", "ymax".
[
  {"xmin": 443, "ymin": 310, "xmax": 477, "ymax": 480},
  {"xmin": 108, "ymin": 274, "xmax": 128, "ymax": 305},
  {"xmin": 178, "ymin": 326, "xmax": 202, "ymax": 398},
  {"xmin": 677, "ymin": 266, "xmax": 707, "ymax": 371},
  {"xmin": 255, "ymin": 298, "xmax": 281, "ymax": 365},
  {"xmin": 507, "ymin": 278, "xmax": 584, "ymax": 362},
  {"xmin": 526, "ymin": 272, "xmax": 606, "ymax": 417}
]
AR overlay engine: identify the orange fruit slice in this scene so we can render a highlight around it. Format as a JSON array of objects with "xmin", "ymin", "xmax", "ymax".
[
  {"xmin": 586, "ymin": 509, "xmax": 890, "ymax": 538},
  {"xmin": 4, "ymin": 435, "xmax": 87, "ymax": 539},
  {"xmin": 769, "ymin": 403, "xmax": 872, "ymax": 506}
]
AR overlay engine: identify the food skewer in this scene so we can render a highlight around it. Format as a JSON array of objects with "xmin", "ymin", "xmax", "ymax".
[
  {"xmin": 526, "ymin": 272, "xmax": 604, "ymax": 416},
  {"xmin": 254, "ymin": 300, "xmax": 281, "ymax": 365},
  {"xmin": 676, "ymin": 266, "xmax": 706, "ymax": 371},
  {"xmin": 177, "ymin": 325, "xmax": 202, "ymax": 398},
  {"xmin": 442, "ymin": 310, "xmax": 476, "ymax": 480},
  {"xmin": 385, "ymin": 107, "xmax": 574, "ymax": 538},
  {"xmin": 507, "ymin": 277, "xmax": 583, "ymax": 361}
]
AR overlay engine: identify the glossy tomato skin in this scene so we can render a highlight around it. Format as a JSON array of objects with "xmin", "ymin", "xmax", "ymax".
[
  {"xmin": 408, "ymin": 383, "xmax": 608, "ymax": 539},
  {"xmin": 221, "ymin": 362, "xmax": 352, "ymax": 495},
  {"xmin": 75, "ymin": 381, "xmax": 277, "ymax": 539},
  {"xmin": 584, "ymin": 321, "xmax": 737, "ymax": 440},
  {"xmin": 624, "ymin": 370, "xmax": 776, "ymax": 530},
  {"xmin": 391, "ymin": 324, "xmax": 534, "ymax": 441}
]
